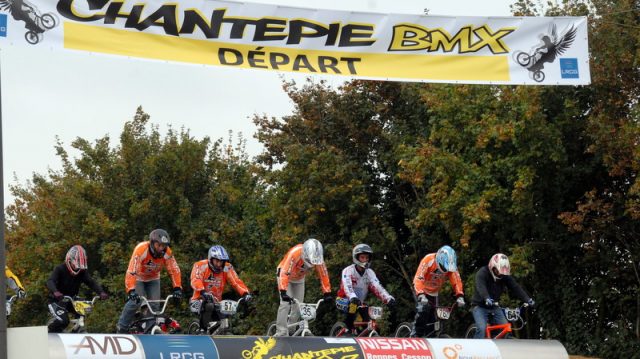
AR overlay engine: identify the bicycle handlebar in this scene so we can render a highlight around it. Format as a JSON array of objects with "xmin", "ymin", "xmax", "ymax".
[
  {"xmin": 291, "ymin": 298, "xmax": 325, "ymax": 308},
  {"xmin": 62, "ymin": 296, "xmax": 100, "ymax": 305},
  {"xmin": 138, "ymin": 295, "xmax": 174, "ymax": 316},
  {"xmin": 7, "ymin": 295, "xmax": 18, "ymax": 304}
]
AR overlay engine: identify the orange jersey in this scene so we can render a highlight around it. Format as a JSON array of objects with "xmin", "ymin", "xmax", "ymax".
[
  {"xmin": 190, "ymin": 259, "xmax": 249, "ymax": 301},
  {"xmin": 277, "ymin": 244, "xmax": 331, "ymax": 294},
  {"xmin": 125, "ymin": 242, "xmax": 182, "ymax": 292},
  {"xmin": 413, "ymin": 253, "xmax": 463, "ymax": 297}
]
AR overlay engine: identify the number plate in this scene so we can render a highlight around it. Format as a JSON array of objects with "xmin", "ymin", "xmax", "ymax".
[
  {"xmin": 368, "ymin": 306, "xmax": 383, "ymax": 320},
  {"xmin": 436, "ymin": 307, "xmax": 451, "ymax": 320},
  {"xmin": 299, "ymin": 304, "xmax": 317, "ymax": 320},
  {"xmin": 505, "ymin": 308, "xmax": 520, "ymax": 322},
  {"xmin": 219, "ymin": 300, "xmax": 238, "ymax": 315}
]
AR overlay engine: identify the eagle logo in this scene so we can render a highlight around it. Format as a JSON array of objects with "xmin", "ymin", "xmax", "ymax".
[{"xmin": 513, "ymin": 24, "xmax": 577, "ymax": 82}]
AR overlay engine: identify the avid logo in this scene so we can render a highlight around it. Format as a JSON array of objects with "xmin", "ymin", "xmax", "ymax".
[
  {"xmin": 0, "ymin": 13, "xmax": 7, "ymax": 37},
  {"xmin": 68, "ymin": 335, "xmax": 138, "ymax": 355}
]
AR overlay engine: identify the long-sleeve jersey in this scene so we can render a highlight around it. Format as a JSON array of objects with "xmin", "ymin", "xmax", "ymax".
[
  {"xmin": 125, "ymin": 242, "xmax": 182, "ymax": 292},
  {"xmin": 5, "ymin": 266, "xmax": 25, "ymax": 293},
  {"xmin": 471, "ymin": 266, "xmax": 531, "ymax": 308},
  {"xmin": 277, "ymin": 244, "xmax": 331, "ymax": 294},
  {"xmin": 337, "ymin": 264, "xmax": 393, "ymax": 304},
  {"xmin": 413, "ymin": 253, "xmax": 464, "ymax": 297},
  {"xmin": 46, "ymin": 264, "xmax": 103, "ymax": 301},
  {"xmin": 190, "ymin": 259, "xmax": 249, "ymax": 302}
]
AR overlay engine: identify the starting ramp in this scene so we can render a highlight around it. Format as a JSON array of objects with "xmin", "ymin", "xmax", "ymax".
[{"xmin": 8, "ymin": 326, "xmax": 569, "ymax": 359}]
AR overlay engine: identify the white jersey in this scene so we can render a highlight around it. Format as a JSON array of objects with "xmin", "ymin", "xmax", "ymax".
[{"xmin": 338, "ymin": 264, "xmax": 393, "ymax": 303}]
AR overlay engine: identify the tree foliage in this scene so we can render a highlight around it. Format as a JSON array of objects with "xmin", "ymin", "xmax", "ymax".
[{"xmin": 4, "ymin": 0, "xmax": 640, "ymax": 356}]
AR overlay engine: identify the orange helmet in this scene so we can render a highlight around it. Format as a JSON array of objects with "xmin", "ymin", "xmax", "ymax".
[
  {"xmin": 65, "ymin": 245, "xmax": 88, "ymax": 276},
  {"xmin": 488, "ymin": 253, "xmax": 510, "ymax": 277}
]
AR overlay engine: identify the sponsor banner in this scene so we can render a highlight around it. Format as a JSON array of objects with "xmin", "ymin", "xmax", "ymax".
[
  {"xmin": 57, "ymin": 334, "xmax": 143, "ymax": 359},
  {"xmin": 357, "ymin": 337, "xmax": 432, "ymax": 359},
  {"xmin": 0, "ymin": 0, "xmax": 589, "ymax": 85},
  {"xmin": 426, "ymin": 339, "xmax": 501, "ymax": 359},
  {"xmin": 138, "ymin": 335, "xmax": 219, "ymax": 359},
  {"xmin": 286, "ymin": 337, "xmax": 362, "ymax": 359},
  {"xmin": 211, "ymin": 336, "xmax": 290, "ymax": 359}
]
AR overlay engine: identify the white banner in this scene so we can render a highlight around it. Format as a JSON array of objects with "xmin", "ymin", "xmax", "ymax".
[{"xmin": 0, "ymin": 0, "xmax": 590, "ymax": 85}]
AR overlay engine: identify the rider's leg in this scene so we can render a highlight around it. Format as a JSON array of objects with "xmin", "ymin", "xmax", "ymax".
[
  {"xmin": 472, "ymin": 306, "xmax": 490, "ymax": 339},
  {"xmin": 275, "ymin": 281, "xmax": 304, "ymax": 336},
  {"xmin": 288, "ymin": 281, "xmax": 304, "ymax": 325},
  {"xmin": 116, "ymin": 281, "xmax": 146, "ymax": 333},
  {"xmin": 411, "ymin": 294, "xmax": 437, "ymax": 337},
  {"xmin": 490, "ymin": 307, "xmax": 512, "ymax": 338},
  {"xmin": 47, "ymin": 301, "xmax": 70, "ymax": 333},
  {"xmin": 201, "ymin": 302, "xmax": 217, "ymax": 329}
]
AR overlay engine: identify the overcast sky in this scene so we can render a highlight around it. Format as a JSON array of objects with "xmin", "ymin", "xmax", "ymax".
[{"xmin": 1, "ymin": 0, "xmax": 514, "ymax": 206}]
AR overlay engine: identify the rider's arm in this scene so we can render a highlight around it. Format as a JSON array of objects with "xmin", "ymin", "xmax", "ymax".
[
  {"xmin": 163, "ymin": 248, "xmax": 182, "ymax": 289},
  {"xmin": 5, "ymin": 266, "xmax": 25, "ymax": 293},
  {"xmin": 503, "ymin": 276, "xmax": 531, "ymax": 303},
  {"xmin": 225, "ymin": 264, "xmax": 249, "ymax": 296},
  {"xmin": 366, "ymin": 269, "xmax": 393, "ymax": 303},
  {"xmin": 124, "ymin": 246, "xmax": 142, "ymax": 293},
  {"xmin": 314, "ymin": 263, "xmax": 331, "ymax": 294},
  {"xmin": 277, "ymin": 247, "xmax": 298, "ymax": 291},
  {"xmin": 448, "ymin": 271, "xmax": 464, "ymax": 297},
  {"xmin": 474, "ymin": 267, "xmax": 492, "ymax": 302},
  {"xmin": 46, "ymin": 265, "xmax": 63, "ymax": 293},
  {"xmin": 341, "ymin": 266, "xmax": 357, "ymax": 300},
  {"xmin": 190, "ymin": 261, "xmax": 206, "ymax": 294},
  {"xmin": 412, "ymin": 255, "xmax": 430, "ymax": 295}
]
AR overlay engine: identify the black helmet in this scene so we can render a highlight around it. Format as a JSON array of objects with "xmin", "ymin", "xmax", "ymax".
[{"xmin": 149, "ymin": 229, "xmax": 170, "ymax": 258}]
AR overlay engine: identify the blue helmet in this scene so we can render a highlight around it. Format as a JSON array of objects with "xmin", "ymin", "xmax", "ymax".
[
  {"xmin": 435, "ymin": 245, "xmax": 457, "ymax": 273},
  {"xmin": 208, "ymin": 245, "xmax": 229, "ymax": 273}
]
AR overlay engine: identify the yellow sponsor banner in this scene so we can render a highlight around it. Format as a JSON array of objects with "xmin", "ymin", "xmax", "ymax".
[{"xmin": 64, "ymin": 22, "xmax": 509, "ymax": 82}]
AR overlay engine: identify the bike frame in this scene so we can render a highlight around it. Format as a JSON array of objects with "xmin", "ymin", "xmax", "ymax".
[
  {"xmin": 484, "ymin": 304, "xmax": 527, "ymax": 339},
  {"xmin": 61, "ymin": 296, "xmax": 99, "ymax": 333},
  {"xmin": 425, "ymin": 303, "xmax": 457, "ymax": 337},
  {"xmin": 335, "ymin": 304, "xmax": 383, "ymax": 337},
  {"xmin": 284, "ymin": 299, "xmax": 324, "ymax": 337},
  {"xmin": 5, "ymin": 295, "xmax": 17, "ymax": 318},
  {"xmin": 202, "ymin": 296, "xmax": 247, "ymax": 335},
  {"xmin": 136, "ymin": 295, "xmax": 175, "ymax": 334}
]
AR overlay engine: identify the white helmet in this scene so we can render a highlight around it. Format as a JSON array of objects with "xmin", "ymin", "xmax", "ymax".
[
  {"xmin": 489, "ymin": 253, "xmax": 511, "ymax": 277},
  {"xmin": 352, "ymin": 244, "xmax": 373, "ymax": 269},
  {"xmin": 302, "ymin": 238, "xmax": 324, "ymax": 267}
]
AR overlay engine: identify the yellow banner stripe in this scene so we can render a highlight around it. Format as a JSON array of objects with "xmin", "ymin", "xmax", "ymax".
[{"xmin": 64, "ymin": 22, "xmax": 510, "ymax": 81}]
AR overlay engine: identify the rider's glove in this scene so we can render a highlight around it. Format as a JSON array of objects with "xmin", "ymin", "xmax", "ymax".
[
  {"xmin": 386, "ymin": 298, "xmax": 397, "ymax": 309},
  {"xmin": 172, "ymin": 288, "xmax": 183, "ymax": 302},
  {"xmin": 417, "ymin": 293, "xmax": 428, "ymax": 304},
  {"xmin": 127, "ymin": 290, "xmax": 140, "ymax": 303},
  {"xmin": 99, "ymin": 292, "xmax": 109, "ymax": 300},
  {"xmin": 280, "ymin": 290, "xmax": 293, "ymax": 303},
  {"xmin": 323, "ymin": 292, "xmax": 334, "ymax": 304},
  {"xmin": 17, "ymin": 289, "xmax": 27, "ymax": 299},
  {"xmin": 242, "ymin": 292, "xmax": 253, "ymax": 303},
  {"xmin": 53, "ymin": 291, "xmax": 64, "ymax": 301},
  {"xmin": 485, "ymin": 298, "xmax": 495, "ymax": 307},
  {"xmin": 527, "ymin": 298, "xmax": 535, "ymax": 308},
  {"xmin": 456, "ymin": 296, "xmax": 466, "ymax": 308}
]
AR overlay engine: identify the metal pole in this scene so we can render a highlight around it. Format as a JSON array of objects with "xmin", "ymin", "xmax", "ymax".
[{"xmin": 0, "ymin": 48, "xmax": 8, "ymax": 359}]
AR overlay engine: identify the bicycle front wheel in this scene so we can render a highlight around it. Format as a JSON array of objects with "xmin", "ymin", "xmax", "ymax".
[
  {"xmin": 265, "ymin": 321, "xmax": 277, "ymax": 336},
  {"xmin": 329, "ymin": 322, "xmax": 347, "ymax": 337},
  {"xmin": 464, "ymin": 324, "xmax": 479, "ymax": 339},
  {"xmin": 394, "ymin": 322, "xmax": 412, "ymax": 338}
]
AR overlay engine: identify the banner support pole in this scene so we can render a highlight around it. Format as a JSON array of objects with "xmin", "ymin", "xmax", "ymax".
[{"xmin": 0, "ymin": 48, "xmax": 8, "ymax": 359}]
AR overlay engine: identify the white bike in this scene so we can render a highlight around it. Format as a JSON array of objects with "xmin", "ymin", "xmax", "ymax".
[{"xmin": 265, "ymin": 298, "xmax": 325, "ymax": 336}]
